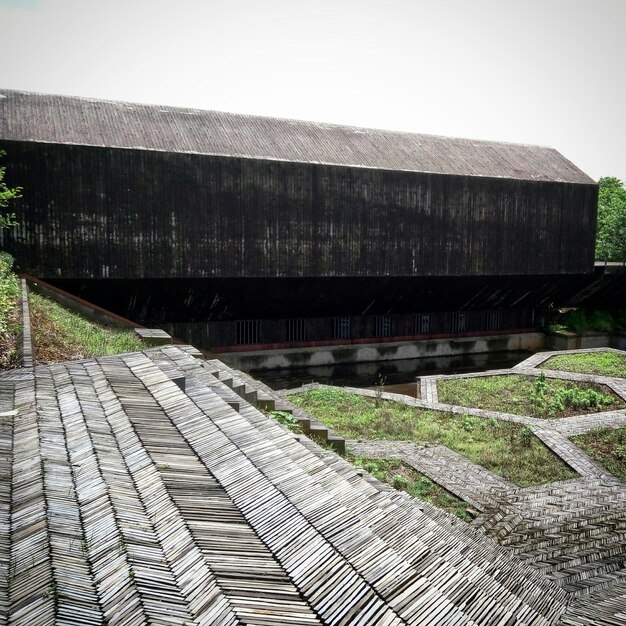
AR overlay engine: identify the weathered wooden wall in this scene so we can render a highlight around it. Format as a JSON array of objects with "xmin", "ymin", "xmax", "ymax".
[{"xmin": 0, "ymin": 140, "xmax": 598, "ymax": 280}]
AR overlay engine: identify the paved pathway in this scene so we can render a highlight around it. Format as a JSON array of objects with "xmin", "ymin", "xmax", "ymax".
[
  {"xmin": 287, "ymin": 348, "xmax": 626, "ymax": 620},
  {"xmin": 348, "ymin": 440, "xmax": 513, "ymax": 512}
]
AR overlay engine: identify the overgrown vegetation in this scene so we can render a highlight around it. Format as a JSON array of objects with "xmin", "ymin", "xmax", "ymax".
[
  {"xmin": 289, "ymin": 387, "xmax": 576, "ymax": 486},
  {"xmin": 29, "ymin": 292, "xmax": 144, "ymax": 363},
  {"xmin": 0, "ymin": 149, "xmax": 21, "ymax": 229},
  {"xmin": 0, "ymin": 151, "xmax": 22, "ymax": 368},
  {"xmin": 572, "ymin": 426, "xmax": 626, "ymax": 482},
  {"xmin": 438, "ymin": 373, "xmax": 622, "ymax": 418},
  {"xmin": 596, "ymin": 176, "xmax": 626, "ymax": 262},
  {"xmin": 546, "ymin": 308, "xmax": 626, "ymax": 336},
  {"xmin": 544, "ymin": 351, "xmax": 626, "ymax": 378},
  {"xmin": 348, "ymin": 455, "xmax": 474, "ymax": 521},
  {"xmin": 0, "ymin": 253, "xmax": 20, "ymax": 367}
]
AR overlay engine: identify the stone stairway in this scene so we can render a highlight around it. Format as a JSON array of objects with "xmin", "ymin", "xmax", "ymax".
[
  {"xmin": 147, "ymin": 348, "xmax": 346, "ymax": 452},
  {"xmin": 6, "ymin": 343, "xmax": 626, "ymax": 624},
  {"xmin": 136, "ymin": 349, "xmax": 568, "ymax": 625}
]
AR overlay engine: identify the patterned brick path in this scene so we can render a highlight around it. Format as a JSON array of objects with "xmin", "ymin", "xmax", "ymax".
[
  {"xmin": 286, "ymin": 348, "xmax": 626, "ymax": 623},
  {"xmin": 348, "ymin": 440, "xmax": 513, "ymax": 512}
]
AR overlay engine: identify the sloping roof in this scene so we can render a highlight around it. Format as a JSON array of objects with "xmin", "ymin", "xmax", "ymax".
[
  {"xmin": 0, "ymin": 89, "xmax": 594, "ymax": 184},
  {"xmin": 0, "ymin": 346, "xmax": 571, "ymax": 626}
]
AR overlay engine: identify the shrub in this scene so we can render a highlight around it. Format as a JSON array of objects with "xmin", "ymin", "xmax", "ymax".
[
  {"xmin": 0, "ymin": 252, "xmax": 19, "ymax": 338},
  {"xmin": 563, "ymin": 309, "xmax": 590, "ymax": 335},
  {"xmin": 268, "ymin": 410, "xmax": 302, "ymax": 433},
  {"xmin": 588, "ymin": 310, "xmax": 615, "ymax": 332},
  {"xmin": 561, "ymin": 308, "xmax": 616, "ymax": 335},
  {"xmin": 392, "ymin": 474, "xmax": 409, "ymax": 489},
  {"xmin": 520, "ymin": 426, "xmax": 533, "ymax": 448},
  {"xmin": 532, "ymin": 376, "xmax": 614, "ymax": 416}
]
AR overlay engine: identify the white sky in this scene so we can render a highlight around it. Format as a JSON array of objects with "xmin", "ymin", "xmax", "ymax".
[{"xmin": 1, "ymin": 0, "xmax": 625, "ymax": 181}]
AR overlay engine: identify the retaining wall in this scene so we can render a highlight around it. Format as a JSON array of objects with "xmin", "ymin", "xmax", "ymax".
[{"xmin": 217, "ymin": 332, "xmax": 546, "ymax": 371}]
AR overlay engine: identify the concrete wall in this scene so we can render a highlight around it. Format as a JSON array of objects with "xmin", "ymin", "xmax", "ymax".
[
  {"xmin": 543, "ymin": 333, "xmax": 622, "ymax": 351},
  {"xmin": 218, "ymin": 332, "xmax": 546, "ymax": 371}
]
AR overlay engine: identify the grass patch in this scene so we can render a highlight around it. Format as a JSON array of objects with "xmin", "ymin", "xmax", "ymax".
[
  {"xmin": 437, "ymin": 373, "xmax": 623, "ymax": 418},
  {"xmin": 29, "ymin": 293, "xmax": 144, "ymax": 363},
  {"xmin": 544, "ymin": 351, "xmax": 626, "ymax": 378},
  {"xmin": 348, "ymin": 455, "xmax": 474, "ymax": 521},
  {"xmin": 572, "ymin": 426, "xmax": 626, "ymax": 482},
  {"xmin": 0, "ymin": 253, "xmax": 21, "ymax": 368},
  {"xmin": 288, "ymin": 387, "xmax": 577, "ymax": 486}
]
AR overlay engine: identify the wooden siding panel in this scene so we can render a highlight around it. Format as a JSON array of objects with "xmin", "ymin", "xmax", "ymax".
[{"xmin": 0, "ymin": 141, "xmax": 597, "ymax": 280}]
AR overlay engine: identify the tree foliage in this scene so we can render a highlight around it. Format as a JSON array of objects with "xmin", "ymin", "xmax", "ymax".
[
  {"xmin": 0, "ymin": 150, "xmax": 21, "ymax": 229},
  {"xmin": 596, "ymin": 176, "xmax": 626, "ymax": 262}
]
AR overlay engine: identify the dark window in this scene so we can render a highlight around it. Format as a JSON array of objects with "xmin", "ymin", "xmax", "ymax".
[
  {"xmin": 486, "ymin": 310, "xmax": 502, "ymax": 331},
  {"xmin": 286, "ymin": 318, "xmax": 308, "ymax": 342},
  {"xmin": 236, "ymin": 320, "xmax": 261, "ymax": 344},
  {"xmin": 375, "ymin": 315, "xmax": 393, "ymax": 337},
  {"xmin": 415, "ymin": 313, "xmax": 431, "ymax": 335},
  {"xmin": 333, "ymin": 316, "xmax": 351, "ymax": 339},
  {"xmin": 452, "ymin": 312, "xmax": 466, "ymax": 333}
]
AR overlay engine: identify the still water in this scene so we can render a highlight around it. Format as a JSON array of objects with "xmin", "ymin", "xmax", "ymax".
[{"xmin": 250, "ymin": 350, "xmax": 532, "ymax": 397}]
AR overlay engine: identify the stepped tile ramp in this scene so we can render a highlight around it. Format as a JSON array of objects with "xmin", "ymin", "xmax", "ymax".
[
  {"xmin": 201, "ymin": 352, "xmax": 626, "ymax": 625},
  {"xmin": 1, "ymin": 346, "xmax": 623, "ymax": 625}
]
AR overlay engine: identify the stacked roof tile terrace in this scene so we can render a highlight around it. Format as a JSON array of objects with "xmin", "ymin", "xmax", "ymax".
[{"xmin": 0, "ymin": 345, "xmax": 572, "ymax": 626}]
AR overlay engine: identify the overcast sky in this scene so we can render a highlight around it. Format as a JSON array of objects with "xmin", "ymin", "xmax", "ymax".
[{"xmin": 1, "ymin": 0, "xmax": 625, "ymax": 182}]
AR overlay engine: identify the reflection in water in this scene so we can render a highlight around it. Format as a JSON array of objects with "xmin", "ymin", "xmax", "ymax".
[{"xmin": 251, "ymin": 350, "xmax": 532, "ymax": 397}]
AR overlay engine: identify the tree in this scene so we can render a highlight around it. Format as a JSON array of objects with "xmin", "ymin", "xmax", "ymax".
[
  {"xmin": 0, "ymin": 150, "xmax": 21, "ymax": 228},
  {"xmin": 595, "ymin": 176, "xmax": 626, "ymax": 262}
]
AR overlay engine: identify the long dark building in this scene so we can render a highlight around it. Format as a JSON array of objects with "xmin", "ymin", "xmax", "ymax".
[{"xmin": 0, "ymin": 89, "xmax": 603, "ymax": 351}]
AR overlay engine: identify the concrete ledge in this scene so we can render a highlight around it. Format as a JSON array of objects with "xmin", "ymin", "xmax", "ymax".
[
  {"xmin": 135, "ymin": 328, "xmax": 172, "ymax": 346},
  {"xmin": 544, "ymin": 333, "xmax": 618, "ymax": 351},
  {"xmin": 23, "ymin": 274, "xmax": 142, "ymax": 330},
  {"xmin": 218, "ymin": 332, "xmax": 545, "ymax": 371},
  {"xmin": 20, "ymin": 279, "xmax": 33, "ymax": 368}
]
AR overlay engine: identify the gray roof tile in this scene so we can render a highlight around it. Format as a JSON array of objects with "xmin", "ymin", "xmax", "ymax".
[{"xmin": 0, "ymin": 89, "xmax": 595, "ymax": 184}]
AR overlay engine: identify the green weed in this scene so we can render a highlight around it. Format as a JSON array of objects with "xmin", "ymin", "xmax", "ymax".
[
  {"xmin": 544, "ymin": 351, "xmax": 626, "ymax": 378},
  {"xmin": 374, "ymin": 372, "xmax": 386, "ymax": 408},
  {"xmin": 349, "ymin": 455, "xmax": 473, "ymax": 521},
  {"xmin": 268, "ymin": 410, "xmax": 302, "ymax": 433},
  {"xmin": 29, "ymin": 293, "xmax": 144, "ymax": 363},
  {"xmin": 0, "ymin": 253, "xmax": 20, "ymax": 366},
  {"xmin": 438, "ymin": 373, "xmax": 623, "ymax": 419},
  {"xmin": 572, "ymin": 426, "xmax": 626, "ymax": 482},
  {"xmin": 290, "ymin": 387, "xmax": 576, "ymax": 486}
]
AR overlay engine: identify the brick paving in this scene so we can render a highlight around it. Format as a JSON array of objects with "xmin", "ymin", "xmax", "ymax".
[
  {"xmin": 348, "ymin": 440, "xmax": 513, "ymax": 512},
  {"xmin": 284, "ymin": 348, "xmax": 626, "ymax": 621},
  {"xmin": 132, "ymin": 345, "xmax": 626, "ymax": 623}
]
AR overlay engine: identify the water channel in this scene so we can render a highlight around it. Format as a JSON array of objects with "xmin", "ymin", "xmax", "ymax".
[{"xmin": 250, "ymin": 349, "xmax": 532, "ymax": 397}]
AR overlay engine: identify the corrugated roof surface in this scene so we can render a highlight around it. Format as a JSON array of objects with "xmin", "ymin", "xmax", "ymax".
[{"xmin": 0, "ymin": 89, "xmax": 595, "ymax": 184}]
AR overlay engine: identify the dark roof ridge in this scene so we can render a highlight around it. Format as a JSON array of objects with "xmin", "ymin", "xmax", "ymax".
[
  {"xmin": 0, "ymin": 87, "xmax": 547, "ymax": 148},
  {"xmin": 0, "ymin": 88, "xmax": 596, "ymax": 184}
]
